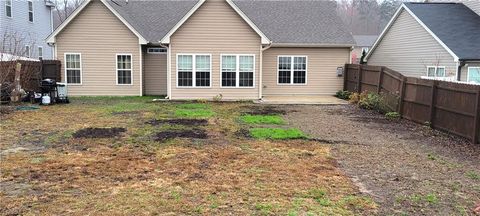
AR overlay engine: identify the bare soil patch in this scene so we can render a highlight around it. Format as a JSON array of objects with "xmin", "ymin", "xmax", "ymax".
[
  {"xmin": 73, "ymin": 127, "xmax": 126, "ymax": 139},
  {"xmin": 285, "ymin": 104, "xmax": 480, "ymax": 215},
  {"xmin": 243, "ymin": 105, "xmax": 293, "ymax": 115},
  {"xmin": 154, "ymin": 129, "xmax": 208, "ymax": 142},
  {"xmin": 146, "ymin": 118, "xmax": 208, "ymax": 126}
]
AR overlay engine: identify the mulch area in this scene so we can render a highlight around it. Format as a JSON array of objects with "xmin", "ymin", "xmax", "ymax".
[
  {"xmin": 284, "ymin": 104, "xmax": 480, "ymax": 215},
  {"xmin": 73, "ymin": 127, "xmax": 127, "ymax": 139}
]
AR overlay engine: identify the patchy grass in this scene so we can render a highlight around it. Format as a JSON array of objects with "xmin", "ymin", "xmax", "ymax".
[
  {"xmin": 466, "ymin": 171, "xmax": 480, "ymax": 181},
  {"xmin": 249, "ymin": 128, "xmax": 307, "ymax": 140},
  {"xmin": 0, "ymin": 97, "xmax": 374, "ymax": 215},
  {"xmin": 240, "ymin": 115, "xmax": 285, "ymax": 125}
]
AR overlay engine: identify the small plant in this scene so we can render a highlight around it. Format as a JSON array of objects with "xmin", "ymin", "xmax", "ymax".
[
  {"xmin": 427, "ymin": 153, "xmax": 438, "ymax": 161},
  {"xmin": 213, "ymin": 94, "xmax": 223, "ymax": 102},
  {"xmin": 466, "ymin": 171, "xmax": 480, "ymax": 180},
  {"xmin": 349, "ymin": 92, "xmax": 361, "ymax": 104},
  {"xmin": 424, "ymin": 121, "xmax": 432, "ymax": 127},
  {"xmin": 335, "ymin": 90, "xmax": 352, "ymax": 100},
  {"xmin": 349, "ymin": 91, "xmax": 390, "ymax": 113},
  {"xmin": 385, "ymin": 112, "xmax": 400, "ymax": 120},
  {"xmin": 425, "ymin": 193, "xmax": 438, "ymax": 204}
]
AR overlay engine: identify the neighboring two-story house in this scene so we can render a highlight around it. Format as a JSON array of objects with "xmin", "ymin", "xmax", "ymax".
[
  {"xmin": 0, "ymin": 0, "xmax": 55, "ymax": 59},
  {"xmin": 351, "ymin": 35, "xmax": 377, "ymax": 64}
]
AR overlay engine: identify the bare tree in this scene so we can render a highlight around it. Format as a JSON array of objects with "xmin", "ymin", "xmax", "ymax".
[{"xmin": 53, "ymin": 0, "xmax": 85, "ymax": 29}]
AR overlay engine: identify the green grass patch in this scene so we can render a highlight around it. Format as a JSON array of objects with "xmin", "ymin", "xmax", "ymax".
[
  {"xmin": 175, "ymin": 109, "xmax": 215, "ymax": 118},
  {"xmin": 176, "ymin": 103, "xmax": 210, "ymax": 110},
  {"xmin": 240, "ymin": 115, "xmax": 285, "ymax": 125},
  {"xmin": 249, "ymin": 128, "xmax": 307, "ymax": 140},
  {"xmin": 466, "ymin": 171, "xmax": 480, "ymax": 180}
]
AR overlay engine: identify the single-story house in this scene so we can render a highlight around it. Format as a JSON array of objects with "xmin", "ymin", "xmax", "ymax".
[
  {"xmin": 351, "ymin": 35, "xmax": 378, "ymax": 64},
  {"xmin": 46, "ymin": 0, "xmax": 354, "ymax": 99},
  {"xmin": 365, "ymin": 2, "xmax": 480, "ymax": 84}
]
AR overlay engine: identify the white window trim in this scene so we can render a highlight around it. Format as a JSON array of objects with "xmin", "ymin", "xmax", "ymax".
[
  {"xmin": 25, "ymin": 45, "xmax": 30, "ymax": 58},
  {"xmin": 38, "ymin": 46, "xmax": 43, "ymax": 59},
  {"xmin": 276, "ymin": 55, "xmax": 308, "ymax": 85},
  {"xmin": 176, "ymin": 53, "xmax": 212, "ymax": 88},
  {"xmin": 467, "ymin": 67, "xmax": 480, "ymax": 83},
  {"xmin": 28, "ymin": 0, "xmax": 34, "ymax": 23},
  {"xmin": 116, "ymin": 53, "xmax": 134, "ymax": 85},
  {"xmin": 5, "ymin": 0, "xmax": 12, "ymax": 18},
  {"xmin": 426, "ymin": 66, "xmax": 446, "ymax": 77},
  {"xmin": 220, "ymin": 54, "xmax": 256, "ymax": 89},
  {"xmin": 64, "ymin": 53, "xmax": 82, "ymax": 85},
  {"xmin": 147, "ymin": 47, "xmax": 167, "ymax": 54}
]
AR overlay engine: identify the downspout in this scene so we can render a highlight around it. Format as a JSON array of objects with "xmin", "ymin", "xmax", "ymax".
[
  {"xmin": 456, "ymin": 60, "xmax": 465, "ymax": 81},
  {"xmin": 160, "ymin": 43, "xmax": 170, "ymax": 99},
  {"xmin": 259, "ymin": 43, "xmax": 272, "ymax": 99}
]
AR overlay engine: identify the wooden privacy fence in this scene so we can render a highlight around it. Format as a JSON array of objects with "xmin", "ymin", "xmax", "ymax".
[
  {"xmin": 0, "ymin": 59, "xmax": 61, "ymax": 92},
  {"xmin": 344, "ymin": 64, "xmax": 480, "ymax": 144}
]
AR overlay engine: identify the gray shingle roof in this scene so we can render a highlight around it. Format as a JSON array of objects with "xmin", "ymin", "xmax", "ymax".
[
  {"xmin": 404, "ymin": 2, "xmax": 480, "ymax": 60},
  {"xmin": 106, "ymin": 0, "xmax": 199, "ymax": 42},
  {"xmin": 106, "ymin": 0, "xmax": 354, "ymax": 45},
  {"xmin": 353, "ymin": 35, "xmax": 378, "ymax": 47},
  {"xmin": 233, "ymin": 0, "xmax": 354, "ymax": 45}
]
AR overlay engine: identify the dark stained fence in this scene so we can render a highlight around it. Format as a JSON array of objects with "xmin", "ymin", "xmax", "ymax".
[{"xmin": 344, "ymin": 64, "xmax": 480, "ymax": 144}]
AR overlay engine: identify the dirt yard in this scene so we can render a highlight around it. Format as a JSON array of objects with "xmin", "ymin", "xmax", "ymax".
[
  {"xmin": 285, "ymin": 105, "xmax": 480, "ymax": 215},
  {"xmin": 0, "ymin": 97, "xmax": 376, "ymax": 215}
]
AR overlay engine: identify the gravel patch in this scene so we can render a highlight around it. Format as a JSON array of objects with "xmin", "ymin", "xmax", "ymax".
[{"xmin": 284, "ymin": 104, "xmax": 480, "ymax": 215}]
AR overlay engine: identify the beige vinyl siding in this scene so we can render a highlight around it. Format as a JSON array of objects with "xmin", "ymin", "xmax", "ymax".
[
  {"xmin": 56, "ymin": 0, "xmax": 141, "ymax": 96},
  {"xmin": 170, "ymin": 0, "xmax": 261, "ymax": 100},
  {"xmin": 464, "ymin": 1, "xmax": 480, "ymax": 16},
  {"xmin": 460, "ymin": 62, "xmax": 480, "ymax": 82},
  {"xmin": 143, "ymin": 51, "xmax": 167, "ymax": 95},
  {"xmin": 368, "ymin": 10, "xmax": 457, "ymax": 78},
  {"xmin": 262, "ymin": 47, "xmax": 350, "ymax": 96}
]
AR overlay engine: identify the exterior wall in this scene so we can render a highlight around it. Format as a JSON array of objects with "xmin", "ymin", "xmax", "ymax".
[
  {"xmin": 0, "ymin": 0, "xmax": 53, "ymax": 59},
  {"xmin": 143, "ymin": 48, "xmax": 167, "ymax": 95},
  {"xmin": 56, "ymin": 0, "xmax": 141, "ymax": 96},
  {"xmin": 262, "ymin": 47, "xmax": 350, "ymax": 96},
  {"xmin": 170, "ymin": 0, "xmax": 261, "ymax": 100},
  {"xmin": 368, "ymin": 10, "xmax": 457, "ymax": 78},
  {"xmin": 464, "ymin": 1, "xmax": 480, "ymax": 16}
]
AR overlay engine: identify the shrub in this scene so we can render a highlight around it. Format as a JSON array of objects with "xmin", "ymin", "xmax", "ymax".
[
  {"xmin": 335, "ymin": 90, "xmax": 352, "ymax": 100},
  {"xmin": 385, "ymin": 112, "xmax": 400, "ymax": 120},
  {"xmin": 350, "ymin": 91, "xmax": 391, "ymax": 113}
]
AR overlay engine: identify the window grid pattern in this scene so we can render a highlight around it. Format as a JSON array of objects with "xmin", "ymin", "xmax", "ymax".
[
  {"xmin": 38, "ymin": 47, "xmax": 43, "ymax": 58},
  {"xmin": 195, "ymin": 55, "xmax": 210, "ymax": 87},
  {"xmin": 278, "ymin": 56, "xmax": 307, "ymax": 84},
  {"xmin": 468, "ymin": 67, "xmax": 480, "ymax": 83},
  {"xmin": 5, "ymin": 0, "xmax": 12, "ymax": 17},
  {"xmin": 117, "ymin": 55, "xmax": 132, "ymax": 85},
  {"xmin": 28, "ymin": 1, "xmax": 33, "ymax": 22},
  {"xmin": 65, "ymin": 54, "xmax": 81, "ymax": 84},
  {"xmin": 427, "ymin": 66, "xmax": 446, "ymax": 77},
  {"xmin": 178, "ymin": 55, "xmax": 193, "ymax": 87},
  {"xmin": 239, "ymin": 56, "xmax": 254, "ymax": 87},
  {"xmin": 222, "ymin": 55, "xmax": 237, "ymax": 87}
]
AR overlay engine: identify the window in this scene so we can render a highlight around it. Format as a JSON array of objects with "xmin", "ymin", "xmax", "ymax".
[
  {"xmin": 427, "ymin": 66, "xmax": 446, "ymax": 77},
  {"xmin": 468, "ymin": 67, "xmax": 480, "ymax": 83},
  {"xmin": 65, "ymin": 53, "xmax": 82, "ymax": 84},
  {"xmin": 278, "ymin": 56, "xmax": 307, "ymax": 84},
  {"xmin": 147, "ymin": 47, "xmax": 167, "ymax": 54},
  {"xmin": 5, "ymin": 0, "xmax": 11, "ymax": 18},
  {"xmin": 116, "ymin": 54, "xmax": 132, "ymax": 85},
  {"xmin": 177, "ymin": 54, "xmax": 211, "ymax": 87},
  {"xmin": 221, "ymin": 54, "xmax": 255, "ymax": 87},
  {"xmin": 28, "ymin": 0, "xmax": 33, "ymax": 22},
  {"xmin": 38, "ymin": 46, "xmax": 43, "ymax": 59},
  {"xmin": 361, "ymin": 47, "xmax": 369, "ymax": 53},
  {"xmin": 25, "ymin": 45, "xmax": 30, "ymax": 58}
]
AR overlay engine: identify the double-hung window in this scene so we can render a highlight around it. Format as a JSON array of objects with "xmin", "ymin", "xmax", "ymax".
[
  {"xmin": 5, "ymin": 0, "xmax": 12, "ymax": 18},
  {"xmin": 28, "ymin": 0, "xmax": 33, "ymax": 22},
  {"xmin": 117, "ymin": 54, "xmax": 133, "ymax": 85},
  {"xmin": 221, "ymin": 54, "xmax": 254, "ymax": 87},
  {"xmin": 177, "ymin": 54, "xmax": 211, "ymax": 87},
  {"xmin": 427, "ymin": 66, "xmax": 446, "ymax": 77},
  {"xmin": 278, "ymin": 56, "xmax": 307, "ymax": 84},
  {"xmin": 38, "ymin": 46, "xmax": 43, "ymax": 59},
  {"xmin": 25, "ymin": 45, "xmax": 30, "ymax": 58},
  {"xmin": 65, "ymin": 53, "xmax": 82, "ymax": 84},
  {"xmin": 468, "ymin": 67, "xmax": 480, "ymax": 83}
]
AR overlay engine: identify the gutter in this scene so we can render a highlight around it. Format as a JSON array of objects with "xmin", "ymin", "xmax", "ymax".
[
  {"xmin": 259, "ymin": 44, "xmax": 272, "ymax": 99},
  {"xmin": 271, "ymin": 43, "xmax": 355, "ymax": 48},
  {"xmin": 159, "ymin": 43, "xmax": 171, "ymax": 99}
]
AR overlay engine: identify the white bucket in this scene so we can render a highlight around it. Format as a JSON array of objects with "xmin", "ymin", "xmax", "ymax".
[{"xmin": 42, "ymin": 95, "xmax": 51, "ymax": 105}]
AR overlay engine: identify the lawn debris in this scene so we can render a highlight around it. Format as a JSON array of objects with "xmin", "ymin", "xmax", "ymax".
[
  {"xmin": 234, "ymin": 128, "xmax": 251, "ymax": 138},
  {"xmin": 73, "ymin": 127, "xmax": 126, "ymax": 139},
  {"xmin": 154, "ymin": 129, "xmax": 208, "ymax": 142},
  {"xmin": 146, "ymin": 119, "xmax": 208, "ymax": 126}
]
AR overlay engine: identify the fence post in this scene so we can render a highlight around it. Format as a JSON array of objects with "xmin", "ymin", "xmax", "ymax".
[
  {"xmin": 473, "ymin": 89, "xmax": 480, "ymax": 144},
  {"xmin": 377, "ymin": 67, "xmax": 384, "ymax": 94},
  {"xmin": 357, "ymin": 65, "xmax": 362, "ymax": 93},
  {"xmin": 343, "ymin": 64, "xmax": 348, "ymax": 91},
  {"xmin": 398, "ymin": 76, "xmax": 407, "ymax": 114},
  {"xmin": 429, "ymin": 81, "xmax": 438, "ymax": 127}
]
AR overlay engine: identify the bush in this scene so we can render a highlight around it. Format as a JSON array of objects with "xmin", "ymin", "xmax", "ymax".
[
  {"xmin": 335, "ymin": 90, "xmax": 352, "ymax": 100},
  {"xmin": 350, "ymin": 91, "xmax": 391, "ymax": 113},
  {"xmin": 385, "ymin": 112, "xmax": 400, "ymax": 120}
]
